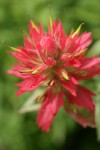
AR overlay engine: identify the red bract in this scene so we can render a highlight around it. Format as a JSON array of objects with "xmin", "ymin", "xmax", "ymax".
[{"xmin": 8, "ymin": 17, "xmax": 100, "ymax": 131}]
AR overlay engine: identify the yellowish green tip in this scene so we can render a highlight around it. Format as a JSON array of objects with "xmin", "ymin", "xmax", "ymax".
[
  {"xmin": 31, "ymin": 20, "xmax": 39, "ymax": 33},
  {"xmin": 72, "ymin": 23, "xmax": 84, "ymax": 38},
  {"xmin": 50, "ymin": 16, "xmax": 53, "ymax": 33},
  {"xmin": 10, "ymin": 46, "xmax": 20, "ymax": 52}
]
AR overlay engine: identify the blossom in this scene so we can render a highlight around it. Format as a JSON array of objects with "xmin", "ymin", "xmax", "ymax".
[{"xmin": 8, "ymin": 17, "xmax": 100, "ymax": 131}]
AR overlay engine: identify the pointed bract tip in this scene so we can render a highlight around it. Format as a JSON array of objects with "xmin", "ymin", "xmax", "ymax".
[
  {"xmin": 9, "ymin": 46, "xmax": 20, "ymax": 52},
  {"xmin": 2, "ymin": 41, "xmax": 20, "ymax": 52},
  {"xmin": 31, "ymin": 20, "xmax": 39, "ymax": 33},
  {"xmin": 50, "ymin": 16, "xmax": 53, "ymax": 33},
  {"xmin": 72, "ymin": 23, "xmax": 84, "ymax": 38}
]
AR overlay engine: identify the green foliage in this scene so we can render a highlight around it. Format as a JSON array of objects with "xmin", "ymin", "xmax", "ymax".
[{"xmin": 0, "ymin": 0, "xmax": 100, "ymax": 150}]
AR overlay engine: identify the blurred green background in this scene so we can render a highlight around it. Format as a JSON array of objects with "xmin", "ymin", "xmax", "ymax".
[{"xmin": 0, "ymin": 0, "xmax": 100, "ymax": 150}]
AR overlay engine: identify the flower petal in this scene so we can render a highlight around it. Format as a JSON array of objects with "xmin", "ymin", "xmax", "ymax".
[
  {"xmin": 81, "ymin": 57, "xmax": 100, "ymax": 70},
  {"xmin": 45, "ymin": 57, "xmax": 56, "ymax": 67},
  {"xmin": 65, "ymin": 104, "xmax": 95, "ymax": 128},
  {"xmin": 67, "ymin": 57, "xmax": 81, "ymax": 68},
  {"xmin": 66, "ymin": 85, "xmax": 95, "ymax": 110},
  {"xmin": 76, "ymin": 32, "xmax": 92, "ymax": 50},
  {"xmin": 61, "ymin": 76, "xmax": 78, "ymax": 96},
  {"xmin": 37, "ymin": 91, "xmax": 64, "ymax": 132},
  {"xmin": 40, "ymin": 34, "xmax": 57, "ymax": 55},
  {"xmin": 28, "ymin": 21, "xmax": 44, "ymax": 44},
  {"xmin": 16, "ymin": 76, "xmax": 45, "ymax": 96},
  {"xmin": 7, "ymin": 70, "xmax": 30, "ymax": 79}
]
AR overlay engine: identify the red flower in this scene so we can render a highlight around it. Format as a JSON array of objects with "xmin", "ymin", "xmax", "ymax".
[{"xmin": 8, "ymin": 17, "xmax": 100, "ymax": 131}]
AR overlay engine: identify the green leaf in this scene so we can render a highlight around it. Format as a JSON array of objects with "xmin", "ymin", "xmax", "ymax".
[{"xmin": 19, "ymin": 88, "xmax": 45, "ymax": 113}]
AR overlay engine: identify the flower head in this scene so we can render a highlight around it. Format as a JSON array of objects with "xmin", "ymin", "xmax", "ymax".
[{"xmin": 8, "ymin": 17, "xmax": 100, "ymax": 131}]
